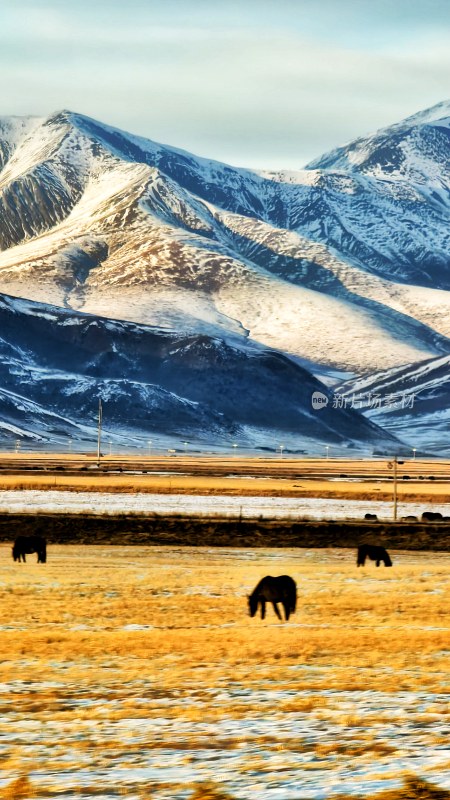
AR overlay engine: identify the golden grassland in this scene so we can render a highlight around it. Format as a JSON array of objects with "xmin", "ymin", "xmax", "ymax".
[
  {"xmin": 1, "ymin": 471, "xmax": 450, "ymax": 502},
  {"xmin": 1, "ymin": 453, "xmax": 450, "ymax": 501},
  {"xmin": 0, "ymin": 544, "xmax": 449, "ymax": 799},
  {"xmin": 2, "ymin": 776, "xmax": 450, "ymax": 800}
]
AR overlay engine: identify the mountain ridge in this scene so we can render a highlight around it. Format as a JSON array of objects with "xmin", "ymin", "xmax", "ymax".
[
  {"xmin": 1, "ymin": 103, "xmax": 450, "ymax": 450},
  {"xmin": 1, "ymin": 106, "xmax": 450, "ymax": 373}
]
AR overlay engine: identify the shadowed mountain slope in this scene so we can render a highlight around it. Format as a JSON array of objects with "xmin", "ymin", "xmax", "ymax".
[{"xmin": 0, "ymin": 293, "xmax": 397, "ymax": 450}]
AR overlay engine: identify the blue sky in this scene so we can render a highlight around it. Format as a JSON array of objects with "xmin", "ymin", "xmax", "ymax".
[{"xmin": 1, "ymin": 0, "xmax": 449, "ymax": 168}]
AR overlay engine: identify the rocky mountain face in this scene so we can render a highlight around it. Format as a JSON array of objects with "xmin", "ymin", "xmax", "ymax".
[
  {"xmin": 0, "ymin": 103, "xmax": 449, "ymax": 451},
  {"xmin": 0, "ymin": 293, "xmax": 395, "ymax": 452},
  {"xmin": 337, "ymin": 353, "xmax": 450, "ymax": 457}
]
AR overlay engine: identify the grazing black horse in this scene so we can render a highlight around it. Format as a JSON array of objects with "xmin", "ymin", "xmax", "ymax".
[
  {"xmin": 357, "ymin": 544, "xmax": 392, "ymax": 567},
  {"xmin": 421, "ymin": 511, "xmax": 443, "ymax": 522},
  {"xmin": 12, "ymin": 535, "xmax": 47, "ymax": 563},
  {"xmin": 248, "ymin": 575, "xmax": 297, "ymax": 621}
]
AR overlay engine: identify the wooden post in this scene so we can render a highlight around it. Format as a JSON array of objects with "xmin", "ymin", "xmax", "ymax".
[
  {"xmin": 393, "ymin": 456, "xmax": 398, "ymax": 522},
  {"xmin": 97, "ymin": 399, "xmax": 102, "ymax": 465}
]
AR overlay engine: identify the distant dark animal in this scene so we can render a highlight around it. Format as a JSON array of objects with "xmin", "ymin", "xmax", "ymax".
[
  {"xmin": 12, "ymin": 535, "xmax": 47, "ymax": 563},
  {"xmin": 364, "ymin": 513, "xmax": 378, "ymax": 521},
  {"xmin": 357, "ymin": 544, "xmax": 392, "ymax": 567},
  {"xmin": 421, "ymin": 511, "xmax": 443, "ymax": 522},
  {"xmin": 401, "ymin": 515, "xmax": 418, "ymax": 522},
  {"xmin": 248, "ymin": 575, "xmax": 297, "ymax": 621}
]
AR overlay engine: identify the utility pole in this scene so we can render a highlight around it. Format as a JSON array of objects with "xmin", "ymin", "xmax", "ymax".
[
  {"xmin": 388, "ymin": 456, "xmax": 398, "ymax": 521},
  {"xmin": 97, "ymin": 399, "xmax": 102, "ymax": 465},
  {"xmin": 393, "ymin": 455, "xmax": 398, "ymax": 522}
]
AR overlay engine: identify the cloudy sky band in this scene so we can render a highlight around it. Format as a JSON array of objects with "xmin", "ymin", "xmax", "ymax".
[{"xmin": 1, "ymin": 1, "xmax": 449, "ymax": 168}]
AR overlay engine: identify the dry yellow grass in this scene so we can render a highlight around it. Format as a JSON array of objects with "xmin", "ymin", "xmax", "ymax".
[
  {"xmin": 1, "ymin": 453, "xmax": 450, "ymax": 501},
  {"xmin": 0, "ymin": 545, "xmax": 448, "ymax": 677},
  {"xmin": 0, "ymin": 544, "xmax": 449, "ymax": 799},
  {"xmin": 0, "ymin": 776, "xmax": 35, "ymax": 800},
  {"xmin": 0, "ymin": 472, "xmax": 449, "ymax": 501}
]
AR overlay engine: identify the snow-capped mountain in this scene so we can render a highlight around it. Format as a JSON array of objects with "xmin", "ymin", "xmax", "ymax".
[
  {"xmin": 337, "ymin": 353, "xmax": 450, "ymax": 457},
  {"xmin": 306, "ymin": 101, "xmax": 450, "ymax": 286},
  {"xmin": 0, "ymin": 293, "xmax": 396, "ymax": 451},
  {"xmin": 1, "ymin": 107, "xmax": 450, "ymax": 374},
  {"xmin": 0, "ymin": 104, "xmax": 450, "ymax": 450}
]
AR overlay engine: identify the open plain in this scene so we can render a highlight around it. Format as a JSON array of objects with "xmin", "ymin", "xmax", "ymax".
[
  {"xmin": 0, "ymin": 544, "xmax": 449, "ymax": 800},
  {"xmin": 1, "ymin": 454, "xmax": 450, "ymax": 503}
]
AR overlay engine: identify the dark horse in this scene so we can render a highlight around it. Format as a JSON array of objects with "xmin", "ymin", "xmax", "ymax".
[
  {"xmin": 248, "ymin": 575, "xmax": 297, "ymax": 621},
  {"xmin": 12, "ymin": 535, "xmax": 47, "ymax": 563},
  {"xmin": 357, "ymin": 544, "xmax": 392, "ymax": 567}
]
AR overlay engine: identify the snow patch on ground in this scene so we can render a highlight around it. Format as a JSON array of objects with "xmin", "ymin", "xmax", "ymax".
[{"xmin": 0, "ymin": 490, "xmax": 447, "ymax": 520}]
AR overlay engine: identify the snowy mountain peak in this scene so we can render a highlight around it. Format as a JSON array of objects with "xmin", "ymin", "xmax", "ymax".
[
  {"xmin": 0, "ymin": 103, "xmax": 449, "ymax": 450},
  {"xmin": 398, "ymin": 99, "xmax": 450, "ymax": 129},
  {"xmin": 306, "ymin": 100, "xmax": 450, "ymax": 180}
]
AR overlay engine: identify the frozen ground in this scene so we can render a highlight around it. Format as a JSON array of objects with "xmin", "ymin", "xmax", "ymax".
[
  {"xmin": 2, "ymin": 674, "xmax": 450, "ymax": 799},
  {"xmin": 0, "ymin": 489, "xmax": 449, "ymax": 519}
]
